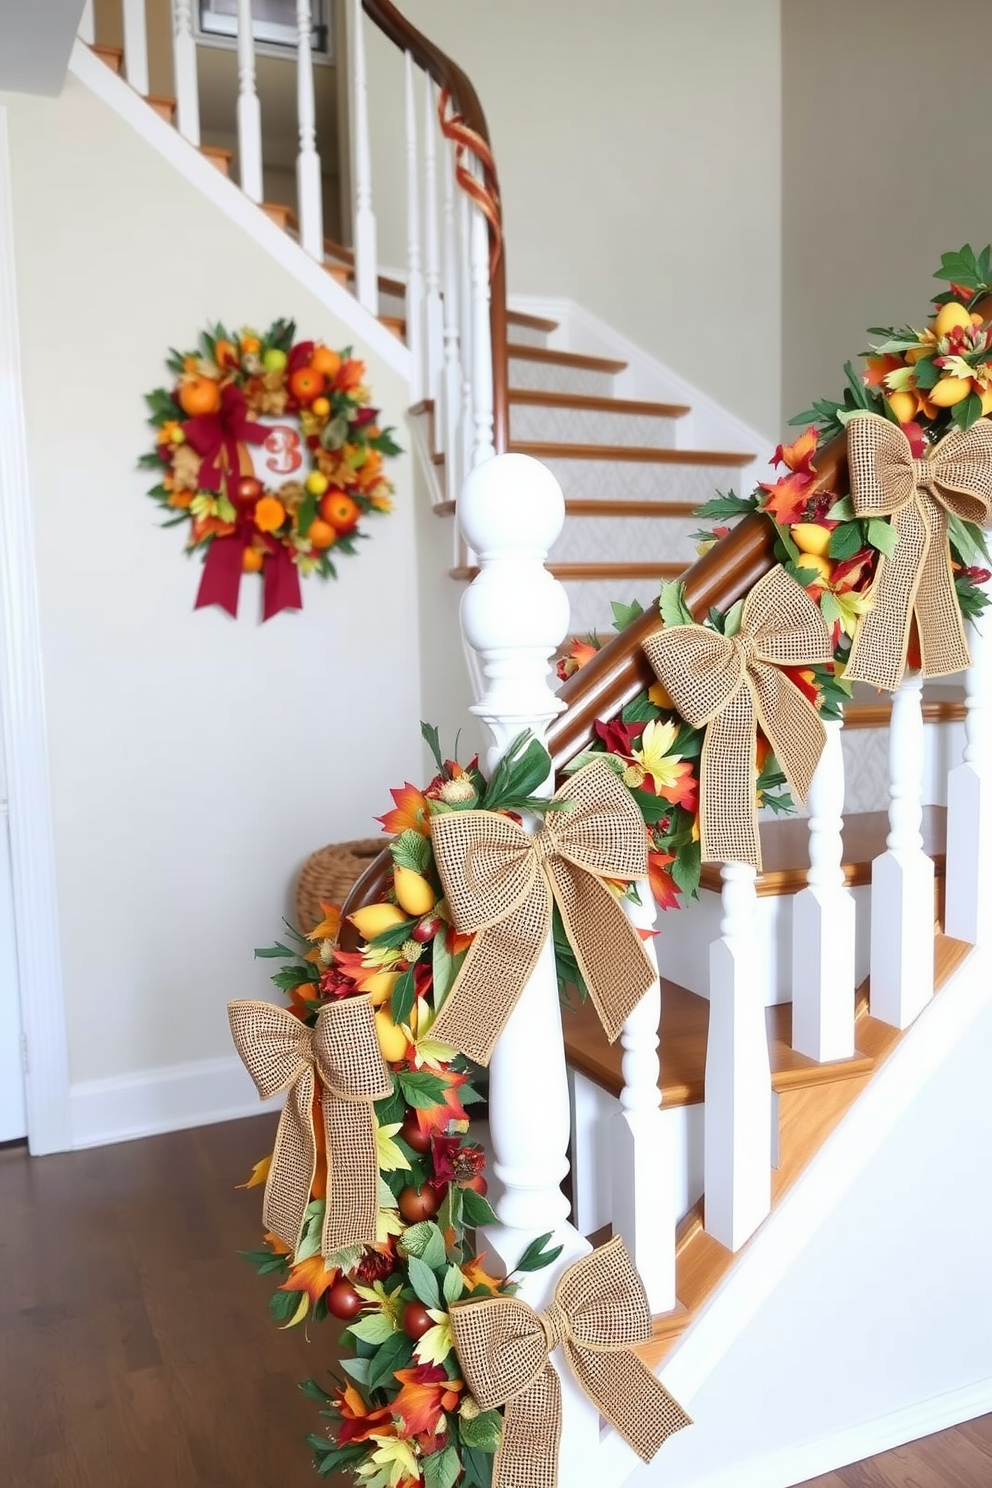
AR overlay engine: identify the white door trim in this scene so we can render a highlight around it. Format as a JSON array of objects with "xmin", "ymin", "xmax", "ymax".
[{"xmin": 0, "ymin": 105, "xmax": 71, "ymax": 1154}]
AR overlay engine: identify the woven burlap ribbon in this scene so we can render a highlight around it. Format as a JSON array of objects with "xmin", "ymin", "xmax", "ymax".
[
  {"xmin": 227, "ymin": 996, "xmax": 391, "ymax": 1256},
  {"xmin": 429, "ymin": 759, "xmax": 656, "ymax": 1067},
  {"xmin": 642, "ymin": 566, "xmax": 833, "ymax": 870},
  {"xmin": 844, "ymin": 412, "xmax": 992, "ymax": 691},
  {"xmin": 450, "ymin": 1237, "xmax": 691, "ymax": 1488}
]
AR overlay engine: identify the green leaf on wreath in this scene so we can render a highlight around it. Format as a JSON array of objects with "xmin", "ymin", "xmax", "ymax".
[
  {"xmin": 298, "ymin": 1377, "xmax": 332, "ymax": 1402},
  {"xmin": 670, "ymin": 840, "xmax": 701, "ymax": 901},
  {"xmin": 461, "ymin": 1188, "xmax": 498, "ymax": 1228},
  {"xmin": 693, "ymin": 488, "xmax": 757, "ymax": 520},
  {"xmin": 395, "ymin": 1068, "xmax": 448, "ymax": 1109},
  {"xmin": 513, "ymin": 1231, "xmax": 564, "ymax": 1274},
  {"xmin": 407, "ymin": 1254, "xmax": 442, "ymax": 1310},
  {"xmin": 347, "ymin": 1311, "xmax": 399, "ymax": 1346},
  {"xmin": 827, "ymin": 522, "xmax": 866, "ymax": 562},
  {"xmin": 339, "ymin": 1356, "xmax": 372, "ymax": 1387},
  {"xmin": 297, "ymin": 491, "xmax": 318, "ymax": 538},
  {"xmin": 442, "ymin": 1262, "xmax": 465, "ymax": 1305},
  {"xmin": 865, "ymin": 517, "xmax": 898, "ymax": 559},
  {"xmin": 366, "ymin": 1328, "xmax": 415, "ymax": 1393},
  {"xmin": 423, "ymin": 1444, "xmax": 462, "ymax": 1488},
  {"xmin": 401, "ymin": 1221, "xmax": 448, "ymax": 1270},
  {"xmin": 658, "ymin": 579, "xmax": 694, "ymax": 628},
  {"xmin": 391, "ymin": 829, "xmax": 432, "ymax": 875},
  {"xmin": 610, "ymin": 598, "xmax": 645, "ymax": 632}
]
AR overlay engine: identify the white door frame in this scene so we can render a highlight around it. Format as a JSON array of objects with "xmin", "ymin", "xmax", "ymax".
[{"xmin": 0, "ymin": 105, "xmax": 71, "ymax": 1154}]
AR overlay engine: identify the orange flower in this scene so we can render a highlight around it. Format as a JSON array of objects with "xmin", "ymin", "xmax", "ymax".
[
  {"xmin": 168, "ymin": 491, "xmax": 193, "ymax": 510},
  {"xmin": 411, "ymin": 1067, "xmax": 469, "ymax": 1143},
  {"xmin": 263, "ymin": 1230, "xmax": 292, "ymax": 1256},
  {"xmin": 392, "ymin": 1364, "xmax": 464, "ymax": 1437},
  {"xmin": 461, "ymin": 1253, "xmax": 505, "ymax": 1292},
  {"xmin": 648, "ymin": 852, "xmax": 680, "ymax": 911},
  {"xmin": 191, "ymin": 515, "xmax": 236, "ymax": 543},
  {"xmin": 760, "ymin": 426, "xmax": 820, "ymax": 526},
  {"xmin": 254, "ymin": 495, "xmax": 286, "ymax": 533},
  {"xmin": 335, "ymin": 358, "xmax": 367, "ymax": 392},
  {"xmin": 335, "ymin": 1383, "xmax": 396, "ymax": 1445},
  {"xmin": 278, "ymin": 1252, "xmax": 339, "ymax": 1306},
  {"xmin": 307, "ymin": 902, "xmax": 342, "ymax": 943},
  {"xmin": 556, "ymin": 638, "xmax": 598, "ymax": 682},
  {"xmin": 863, "ymin": 353, "xmax": 903, "ymax": 388},
  {"xmin": 237, "ymin": 1154, "xmax": 271, "ymax": 1190},
  {"xmin": 377, "ymin": 783, "xmax": 431, "ymax": 836}
]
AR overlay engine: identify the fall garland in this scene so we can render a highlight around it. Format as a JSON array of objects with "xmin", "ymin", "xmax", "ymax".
[{"xmin": 141, "ymin": 320, "xmax": 400, "ymax": 621}]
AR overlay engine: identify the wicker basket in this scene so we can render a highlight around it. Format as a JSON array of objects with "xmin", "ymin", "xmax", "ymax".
[{"xmin": 295, "ymin": 838, "xmax": 384, "ymax": 933}]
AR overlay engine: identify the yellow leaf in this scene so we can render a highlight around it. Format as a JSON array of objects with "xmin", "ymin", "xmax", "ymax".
[
  {"xmin": 280, "ymin": 1291, "xmax": 311, "ymax": 1329},
  {"xmin": 415, "ymin": 1310, "xmax": 454, "ymax": 1367},
  {"xmin": 237, "ymin": 1154, "xmax": 271, "ymax": 1189},
  {"xmin": 375, "ymin": 1121, "xmax": 412, "ymax": 1174}
]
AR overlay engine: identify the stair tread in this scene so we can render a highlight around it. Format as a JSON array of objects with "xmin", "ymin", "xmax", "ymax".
[
  {"xmin": 507, "ymin": 344, "xmax": 627, "ymax": 374},
  {"xmin": 436, "ymin": 497, "xmax": 699, "ymax": 519},
  {"xmin": 509, "ymin": 390, "xmax": 690, "ymax": 419},
  {"xmin": 510, "ymin": 440, "xmax": 754, "ymax": 466},
  {"xmin": 697, "ymin": 805, "xmax": 947, "ymax": 897},
  {"xmin": 507, "ymin": 309, "xmax": 559, "ymax": 332},
  {"xmin": 845, "ymin": 681, "xmax": 965, "ymax": 730},
  {"xmin": 451, "ymin": 561, "xmax": 683, "ymax": 582},
  {"xmin": 322, "ymin": 236, "xmax": 406, "ymax": 299}
]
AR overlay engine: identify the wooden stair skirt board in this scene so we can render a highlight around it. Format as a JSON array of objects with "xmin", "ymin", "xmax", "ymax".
[
  {"xmin": 450, "ymin": 561, "xmax": 686, "ymax": 582},
  {"xmin": 626, "ymin": 932, "xmax": 971, "ymax": 1370}
]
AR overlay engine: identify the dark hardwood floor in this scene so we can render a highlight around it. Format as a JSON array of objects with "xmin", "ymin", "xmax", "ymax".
[{"xmin": 1, "ymin": 1114, "xmax": 989, "ymax": 1487}]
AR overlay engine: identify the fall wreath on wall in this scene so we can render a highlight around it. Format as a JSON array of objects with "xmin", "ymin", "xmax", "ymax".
[{"xmin": 141, "ymin": 320, "xmax": 400, "ymax": 620}]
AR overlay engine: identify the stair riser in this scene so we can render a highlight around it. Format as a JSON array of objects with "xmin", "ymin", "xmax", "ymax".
[
  {"xmin": 508, "ymin": 355, "xmax": 615, "ymax": 397},
  {"xmin": 510, "ymin": 402, "xmax": 680, "ymax": 448},
  {"xmin": 505, "ymin": 323, "xmax": 552, "ymax": 349},
  {"xmin": 552, "ymin": 512, "xmax": 702, "ymax": 568},
  {"xmin": 536, "ymin": 455, "xmax": 745, "ymax": 504},
  {"xmin": 838, "ymin": 718, "xmax": 966, "ymax": 816},
  {"xmin": 560, "ymin": 576, "xmax": 662, "ymax": 635}
]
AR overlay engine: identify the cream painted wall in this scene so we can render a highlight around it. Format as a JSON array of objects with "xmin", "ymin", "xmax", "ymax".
[
  {"xmin": 363, "ymin": 0, "xmax": 782, "ymax": 437},
  {"xmin": 1, "ymin": 75, "xmax": 423, "ymax": 1087},
  {"xmin": 782, "ymin": 0, "xmax": 992, "ymax": 429}
]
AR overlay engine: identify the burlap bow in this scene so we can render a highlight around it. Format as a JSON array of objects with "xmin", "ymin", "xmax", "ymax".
[
  {"xmin": 429, "ymin": 759, "xmax": 656, "ymax": 1067},
  {"xmin": 642, "ymin": 566, "xmax": 833, "ymax": 870},
  {"xmin": 450, "ymin": 1237, "xmax": 691, "ymax": 1488},
  {"xmin": 228, "ymin": 996, "xmax": 392, "ymax": 1256},
  {"xmin": 844, "ymin": 412, "xmax": 992, "ymax": 691}
]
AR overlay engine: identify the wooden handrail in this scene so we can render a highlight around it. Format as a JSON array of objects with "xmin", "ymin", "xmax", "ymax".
[
  {"xmin": 360, "ymin": 0, "xmax": 508, "ymax": 452},
  {"xmin": 338, "ymin": 433, "xmax": 848, "ymax": 939}
]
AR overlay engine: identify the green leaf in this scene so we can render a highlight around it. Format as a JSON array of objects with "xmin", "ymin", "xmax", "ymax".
[
  {"xmin": 461, "ymin": 1187, "xmax": 498, "ymax": 1228},
  {"xmin": 514, "ymin": 1232, "xmax": 563, "ymax": 1274},
  {"xmin": 462, "ymin": 1445, "xmax": 496, "ymax": 1488},
  {"xmin": 347, "ymin": 1312, "xmax": 398, "ymax": 1346},
  {"xmin": 827, "ymin": 522, "xmax": 865, "ymax": 561},
  {"xmin": 443, "ymin": 1263, "xmax": 465, "ymax": 1305},
  {"xmin": 395, "ymin": 1068, "xmax": 448, "ymax": 1109},
  {"xmin": 659, "ymin": 579, "xmax": 694, "ymax": 628},
  {"xmin": 366, "ymin": 1328, "xmax": 415, "ymax": 1393},
  {"xmin": 390, "ymin": 966, "xmax": 417, "ymax": 1028},
  {"xmin": 268, "ymin": 1288, "xmax": 301, "ymax": 1324},
  {"xmin": 407, "ymin": 1254, "xmax": 442, "ymax": 1309},
  {"xmin": 670, "ymin": 840, "xmax": 701, "ymax": 900},
  {"xmin": 866, "ymin": 517, "xmax": 898, "ymax": 559},
  {"xmin": 722, "ymin": 598, "xmax": 745, "ymax": 638},
  {"xmin": 610, "ymin": 598, "xmax": 644, "ymax": 632},
  {"xmin": 948, "ymin": 513, "xmax": 992, "ymax": 565},
  {"xmin": 819, "ymin": 590, "xmax": 843, "ymax": 626},
  {"xmin": 401, "ymin": 1221, "xmax": 447, "ymax": 1270},
  {"xmin": 369, "ymin": 918, "xmax": 420, "ymax": 950},
  {"xmin": 298, "ymin": 1377, "xmax": 332, "ymax": 1402},
  {"xmin": 481, "ymin": 733, "xmax": 552, "ymax": 813},
  {"xmin": 828, "ymin": 494, "xmax": 856, "ymax": 522},
  {"xmin": 437, "ymin": 1182, "xmax": 464, "ymax": 1238},
  {"xmin": 693, "ymin": 489, "xmax": 757, "ymax": 520},
  {"xmin": 774, "ymin": 522, "xmax": 801, "ymax": 565},
  {"xmin": 423, "ymin": 1444, "xmax": 461, "ymax": 1488},
  {"xmin": 953, "ymin": 390, "xmax": 984, "ymax": 431},
  {"xmin": 254, "ymin": 941, "xmax": 299, "ymax": 959},
  {"xmin": 297, "ymin": 491, "xmax": 318, "ymax": 538},
  {"xmin": 421, "ymin": 720, "xmax": 445, "ymax": 776},
  {"xmin": 391, "ymin": 829, "xmax": 432, "ymax": 874},
  {"xmin": 459, "ymin": 1408, "xmax": 504, "ymax": 1453},
  {"xmin": 339, "ymin": 1356, "xmax": 372, "ymax": 1386}
]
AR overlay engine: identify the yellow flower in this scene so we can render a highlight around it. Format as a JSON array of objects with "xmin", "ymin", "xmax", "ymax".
[
  {"xmin": 356, "ymin": 1436, "xmax": 420, "ymax": 1487},
  {"xmin": 633, "ymin": 718, "xmax": 686, "ymax": 792},
  {"xmin": 415, "ymin": 1309, "xmax": 455, "ymax": 1367},
  {"xmin": 832, "ymin": 588, "xmax": 875, "ymax": 641},
  {"xmin": 375, "ymin": 1121, "xmax": 411, "ymax": 1174},
  {"xmin": 354, "ymin": 1278, "xmax": 405, "ymax": 1327}
]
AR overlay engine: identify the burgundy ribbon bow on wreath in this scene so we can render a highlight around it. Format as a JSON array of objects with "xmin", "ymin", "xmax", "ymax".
[{"xmin": 185, "ymin": 384, "xmax": 303, "ymax": 621}]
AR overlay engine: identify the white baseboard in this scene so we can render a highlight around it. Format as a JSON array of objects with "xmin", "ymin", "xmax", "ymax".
[
  {"xmin": 666, "ymin": 1374, "xmax": 992, "ymax": 1488},
  {"xmin": 70, "ymin": 1053, "xmax": 278, "ymax": 1149}
]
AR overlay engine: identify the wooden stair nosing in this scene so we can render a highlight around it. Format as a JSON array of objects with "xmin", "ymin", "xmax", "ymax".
[
  {"xmin": 379, "ymin": 315, "xmax": 406, "ymax": 340},
  {"xmin": 507, "ymin": 343, "xmax": 628, "ymax": 375},
  {"xmin": 508, "ymin": 389, "xmax": 691, "ymax": 420},
  {"xmin": 92, "ymin": 43, "xmax": 123, "ymax": 72},
  {"xmin": 507, "ymin": 309, "xmax": 560, "ymax": 333},
  {"xmin": 634, "ymin": 931, "xmax": 973, "ymax": 1368},
  {"xmin": 435, "ymin": 497, "xmax": 701, "ymax": 520},
  {"xmin": 450, "ymin": 562, "xmax": 684, "ymax": 582},
  {"xmin": 147, "ymin": 95, "xmax": 177, "ymax": 123},
  {"xmin": 200, "ymin": 143, "xmax": 234, "ymax": 176},
  {"xmin": 509, "ymin": 440, "xmax": 754, "ymax": 467},
  {"xmin": 844, "ymin": 695, "xmax": 966, "ymax": 730},
  {"xmin": 264, "ymin": 201, "xmax": 300, "ymax": 231}
]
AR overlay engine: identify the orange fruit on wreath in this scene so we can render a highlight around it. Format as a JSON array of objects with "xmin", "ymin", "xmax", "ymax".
[
  {"xmin": 307, "ymin": 517, "xmax": 337, "ymax": 549},
  {"xmin": 254, "ymin": 495, "xmax": 286, "ymax": 533},
  {"xmin": 242, "ymin": 547, "xmax": 264, "ymax": 573},
  {"xmin": 311, "ymin": 346, "xmax": 342, "ymax": 380},
  {"xmin": 214, "ymin": 339, "xmax": 239, "ymax": 369},
  {"xmin": 321, "ymin": 491, "xmax": 361, "ymax": 532},
  {"xmin": 289, "ymin": 366, "xmax": 323, "ymax": 405},
  {"xmin": 178, "ymin": 376, "xmax": 222, "ymax": 417}
]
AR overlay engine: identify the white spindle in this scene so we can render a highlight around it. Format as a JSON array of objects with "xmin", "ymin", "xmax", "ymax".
[
  {"xmin": 235, "ymin": 0, "xmax": 263, "ymax": 203},
  {"xmin": 350, "ymin": 0, "xmax": 378, "ymax": 311},
  {"xmin": 791, "ymin": 717, "xmax": 855, "ymax": 1061},
  {"xmin": 611, "ymin": 891, "xmax": 676, "ymax": 1313},
  {"xmin": 946, "ymin": 592, "xmax": 992, "ymax": 945},
  {"xmin": 296, "ymin": 0, "xmax": 324, "ymax": 259},
  {"xmin": 870, "ymin": 670, "xmax": 934, "ymax": 1028},
  {"xmin": 440, "ymin": 134, "xmax": 463, "ymax": 499},
  {"xmin": 122, "ymin": 0, "xmax": 150, "ymax": 96},
  {"xmin": 78, "ymin": 1, "xmax": 95, "ymax": 45},
  {"xmin": 704, "ymin": 863, "xmax": 772, "ymax": 1251},
  {"xmin": 458, "ymin": 189, "xmax": 474, "ymax": 483},
  {"xmin": 171, "ymin": 0, "xmax": 201, "ymax": 147},
  {"xmin": 403, "ymin": 52, "xmax": 425, "ymax": 402},
  {"xmin": 422, "ymin": 75, "xmax": 444, "ymax": 413},
  {"xmin": 467, "ymin": 163, "xmax": 495, "ymax": 466},
  {"xmin": 458, "ymin": 452, "xmax": 601, "ymax": 1477}
]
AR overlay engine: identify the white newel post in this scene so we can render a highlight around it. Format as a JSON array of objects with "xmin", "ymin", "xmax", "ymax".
[
  {"xmin": 458, "ymin": 453, "xmax": 601, "ymax": 1476},
  {"xmin": 403, "ymin": 52, "xmax": 425, "ymax": 403},
  {"xmin": 122, "ymin": 0, "xmax": 150, "ymax": 95},
  {"xmin": 945, "ymin": 595, "xmax": 992, "ymax": 945},
  {"xmin": 79, "ymin": 1, "xmax": 95, "ymax": 44},
  {"xmin": 611, "ymin": 892, "xmax": 676, "ymax": 1314},
  {"xmin": 235, "ymin": 0, "xmax": 263, "ymax": 204},
  {"xmin": 467, "ymin": 163, "xmax": 495, "ymax": 467},
  {"xmin": 870, "ymin": 670, "xmax": 934, "ymax": 1027},
  {"xmin": 171, "ymin": 0, "xmax": 201, "ymax": 147},
  {"xmin": 440, "ymin": 135, "xmax": 463, "ymax": 499},
  {"xmin": 295, "ymin": 0, "xmax": 324, "ymax": 259},
  {"xmin": 422, "ymin": 75, "xmax": 444, "ymax": 413},
  {"xmin": 705, "ymin": 863, "xmax": 772, "ymax": 1252},
  {"xmin": 350, "ymin": 0, "xmax": 378, "ymax": 312},
  {"xmin": 791, "ymin": 717, "xmax": 855, "ymax": 1061}
]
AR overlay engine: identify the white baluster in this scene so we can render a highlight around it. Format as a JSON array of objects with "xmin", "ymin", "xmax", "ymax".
[
  {"xmin": 440, "ymin": 134, "xmax": 463, "ymax": 500},
  {"xmin": 122, "ymin": 0, "xmax": 150, "ymax": 96},
  {"xmin": 235, "ymin": 0, "xmax": 263, "ymax": 204},
  {"xmin": 468, "ymin": 170, "xmax": 495, "ymax": 467},
  {"xmin": 611, "ymin": 890, "xmax": 676, "ymax": 1313},
  {"xmin": 946, "ymin": 591, "xmax": 992, "ymax": 945},
  {"xmin": 870, "ymin": 670, "xmax": 934, "ymax": 1027},
  {"xmin": 791, "ymin": 717, "xmax": 855, "ymax": 1061},
  {"xmin": 296, "ymin": 0, "xmax": 324, "ymax": 259},
  {"xmin": 79, "ymin": 1, "xmax": 95, "ymax": 44},
  {"xmin": 171, "ymin": 0, "xmax": 201, "ymax": 147},
  {"xmin": 350, "ymin": 0, "xmax": 378, "ymax": 312},
  {"xmin": 704, "ymin": 862, "xmax": 772, "ymax": 1252},
  {"xmin": 459, "ymin": 452, "xmax": 600, "ymax": 1478},
  {"xmin": 422, "ymin": 74, "xmax": 444, "ymax": 415},
  {"xmin": 458, "ymin": 188, "xmax": 474, "ymax": 482},
  {"xmin": 403, "ymin": 52, "xmax": 425, "ymax": 402}
]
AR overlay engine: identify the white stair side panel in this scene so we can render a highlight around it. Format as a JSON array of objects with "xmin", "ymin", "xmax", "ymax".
[
  {"xmin": 505, "ymin": 321, "xmax": 553, "ymax": 349},
  {"xmin": 508, "ymin": 354, "xmax": 615, "ymax": 397},
  {"xmin": 510, "ymin": 401, "xmax": 682, "ymax": 448},
  {"xmin": 551, "ymin": 512, "xmax": 701, "ymax": 568},
  {"xmin": 535, "ymin": 455, "xmax": 748, "ymax": 504},
  {"xmin": 559, "ymin": 577, "xmax": 661, "ymax": 635}
]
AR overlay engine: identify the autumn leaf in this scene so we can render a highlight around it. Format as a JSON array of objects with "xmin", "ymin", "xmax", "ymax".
[
  {"xmin": 648, "ymin": 852, "xmax": 680, "ymax": 911},
  {"xmin": 392, "ymin": 1363, "xmax": 464, "ymax": 1436},
  {"xmin": 278, "ymin": 1253, "xmax": 339, "ymax": 1306},
  {"xmin": 237, "ymin": 1155, "xmax": 271, "ymax": 1190},
  {"xmin": 414, "ymin": 1309, "xmax": 455, "ymax": 1367},
  {"xmin": 375, "ymin": 1121, "xmax": 412, "ymax": 1173},
  {"xmin": 377, "ymin": 783, "xmax": 430, "ymax": 836}
]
